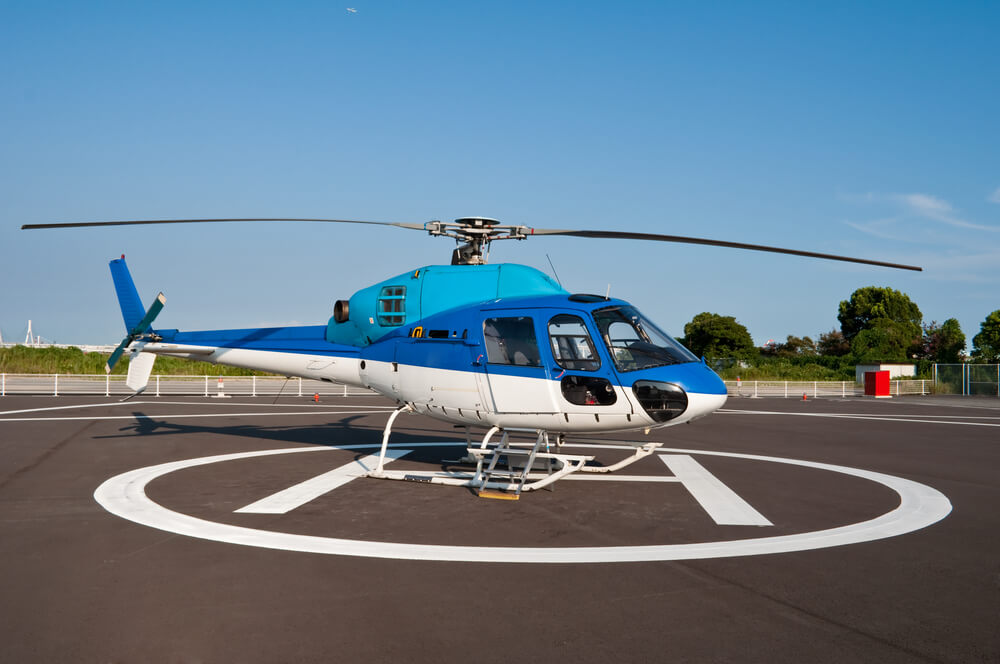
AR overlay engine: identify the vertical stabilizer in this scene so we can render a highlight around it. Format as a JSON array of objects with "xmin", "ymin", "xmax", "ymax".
[{"xmin": 109, "ymin": 256, "xmax": 144, "ymax": 333}]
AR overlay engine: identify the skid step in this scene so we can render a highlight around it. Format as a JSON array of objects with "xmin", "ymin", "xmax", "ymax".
[{"xmin": 476, "ymin": 489, "xmax": 520, "ymax": 501}]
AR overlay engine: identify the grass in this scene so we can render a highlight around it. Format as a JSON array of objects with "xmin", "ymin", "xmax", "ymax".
[{"xmin": 0, "ymin": 345, "xmax": 274, "ymax": 376}]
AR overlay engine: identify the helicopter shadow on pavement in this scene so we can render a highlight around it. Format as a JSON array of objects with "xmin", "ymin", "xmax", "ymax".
[{"xmin": 92, "ymin": 410, "xmax": 466, "ymax": 468}]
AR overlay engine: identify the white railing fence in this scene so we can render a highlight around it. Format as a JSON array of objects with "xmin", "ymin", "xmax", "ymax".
[
  {"xmin": 724, "ymin": 380, "xmax": 932, "ymax": 398},
  {"xmin": 0, "ymin": 373, "xmax": 934, "ymax": 398},
  {"xmin": 0, "ymin": 374, "xmax": 373, "ymax": 397}
]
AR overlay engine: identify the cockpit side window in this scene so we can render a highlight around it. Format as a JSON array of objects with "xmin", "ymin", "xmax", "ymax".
[
  {"xmin": 548, "ymin": 314, "xmax": 600, "ymax": 371},
  {"xmin": 592, "ymin": 305, "xmax": 698, "ymax": 372},
  {"xmin": 483, "ymin": 317, "xmax": 541, "ymax": 367}
]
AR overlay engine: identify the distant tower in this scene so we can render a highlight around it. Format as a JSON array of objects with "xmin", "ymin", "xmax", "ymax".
[{"xmin": 25, "ymin": 320, "xmax": 34, "ymax": 345}]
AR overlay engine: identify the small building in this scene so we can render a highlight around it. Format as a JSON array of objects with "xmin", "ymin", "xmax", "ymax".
[{"xmin": 855, "ymin": 363, "xmax": 916, "ymax": 383}]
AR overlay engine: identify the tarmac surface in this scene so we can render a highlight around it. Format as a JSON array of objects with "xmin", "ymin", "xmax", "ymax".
[{"xmin": 1, "ymin": 392, "xmax": 997, "ymax": 663}]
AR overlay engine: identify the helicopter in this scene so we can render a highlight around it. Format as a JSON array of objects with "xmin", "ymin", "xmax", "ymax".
[{"xmin": 22, "ymin": 216, "xmax": 921, "ymax": 498}]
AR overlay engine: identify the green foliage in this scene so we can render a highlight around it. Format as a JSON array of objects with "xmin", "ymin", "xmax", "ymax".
[
  {"xmin": 838, "ymin": 286, "xmax": 922, "ymax": 361},
  {"xmin": 762, "ymin": 335, "xmax": 817, "ymax": 358},
  {"xmin": 0, "ymin": 346, "xmax": 274, "ymax": 376},
  {"xmin": 681, "ymin": 312, "xmax": 756, "ymax": 360},
  {"xmin": 921, "ymin": 318, "xmax": 966, "ymax": 363},
  {"xmin": 715, "ymin": 354, "xmax": 856, "ymax": 381},
  {"xmin": 850, "ymin": 318, "xmax": 920, "ymax": 362},
  {"xmin": 817, "ymin": 329, "xmax": 850, "ymax": 356},
  {"xmin": 972, "ymin": 310, "xmax": 1000, "ymax": 362}
]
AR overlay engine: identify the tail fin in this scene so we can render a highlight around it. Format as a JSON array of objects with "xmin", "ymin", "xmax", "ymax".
[{"xmin": 109, "ymin": 255, "xmax": 144, "ymax": 333}]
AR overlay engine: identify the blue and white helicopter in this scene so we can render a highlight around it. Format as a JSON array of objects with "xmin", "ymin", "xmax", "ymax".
[{"xmin": 24, "ymin": 216, "xmax": 921, "ymax": 498}]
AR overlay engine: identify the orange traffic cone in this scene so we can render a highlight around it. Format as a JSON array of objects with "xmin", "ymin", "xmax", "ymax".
[
  {"xmin": 802, "ymin": 393, "xmax": 807, "ymax": 401},
  {"xmin": 313, "ymin": 393, "xmax": 319, "ymax": 403}
]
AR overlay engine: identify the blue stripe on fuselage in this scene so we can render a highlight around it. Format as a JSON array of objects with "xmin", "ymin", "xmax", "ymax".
[
  {"xmin": 623, "ymin": 361, "xmax": 728, "ymax": 396},
  {"xmin": 150, "ymin": 294, "xmax": 725, "ymax": 398},
  {"xmin": 159, "ymin": 326, "xmax": 361, "ymax": 357}
]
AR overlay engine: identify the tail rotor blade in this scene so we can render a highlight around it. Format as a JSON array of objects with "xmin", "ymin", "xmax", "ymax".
[
  {"xmin": 107, "ymin": 293, "xmax": 166, "ymax": 373},
  {"xmin": 106, "ymin": 337, "xmax": 132, "ymax": 374},
  {"xmin": 130, "ymin": 293, "xmax": 166, "ymax": 336}
]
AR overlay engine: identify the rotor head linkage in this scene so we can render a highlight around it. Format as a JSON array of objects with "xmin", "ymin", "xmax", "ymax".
[{"xmin": 427, "ymin": 217, "xmax": 530, "ymax": 265}]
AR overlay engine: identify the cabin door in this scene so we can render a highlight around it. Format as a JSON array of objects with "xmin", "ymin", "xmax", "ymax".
[{"xmin": 480, "ymin": 313, "xmax": 559, "ymax": 414}]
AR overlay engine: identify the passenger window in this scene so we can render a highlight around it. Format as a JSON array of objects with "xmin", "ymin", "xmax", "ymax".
[
  {"xmin": 483, "ymin": 317, "xmax": 541, "ymax": 367},
  {"xmin": 548, "ymin": 314, "xmax": 600, "ymax": 371}
]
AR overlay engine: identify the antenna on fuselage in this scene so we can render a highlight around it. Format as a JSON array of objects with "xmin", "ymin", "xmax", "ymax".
[
  {"xmin": 605, "ymin": 284, "xmax": 611, "ymax": 300},
  {"xmin": 546, "ymin": 254, "xmax": 562, "ymax": 287}
]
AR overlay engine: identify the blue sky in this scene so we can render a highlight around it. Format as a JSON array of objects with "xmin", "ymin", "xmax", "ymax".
[{"xmin": 2, "ymin": 1, "xmax": 998, "ymax": 350}]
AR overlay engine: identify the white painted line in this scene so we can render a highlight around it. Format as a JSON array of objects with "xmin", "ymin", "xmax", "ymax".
[
  {"xmin": 721, "ymin": 409, "xmax": 1000, "ymax": 427},
  {"xmin": 720, "ymin": 409, "xmax": 1000, "ymax": 420},
  {"xmin": 0, "ymin": 402, "xmax": 154, "ymax": 416},
  {"xmin": 0, "ymin": 410, "xmax": 390, "ymax": 423},
  {"xmin": 94, "ymin": 442, "xmax": 952, "ymax": 563},
  {"xmin": 235, "ymin": 449, "xmax": 413, "ymax": 514},
  {"xmin": 659, "ymin": 455, "xmax": 772, "ymax": 526},
  {"xmin": 0, "ymin": 400, "xmax": 396, "ymax": 417}
]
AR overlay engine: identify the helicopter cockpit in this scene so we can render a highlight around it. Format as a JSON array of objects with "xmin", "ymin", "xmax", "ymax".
[{"xmin": 591, "ymin": 305, "xmax": 699, "ymax": 372}]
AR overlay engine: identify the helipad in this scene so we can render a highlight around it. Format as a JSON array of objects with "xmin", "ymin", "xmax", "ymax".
[
  {"xmin": 95, "ymin": 442, "xmax": 951, "ymax": 563},
  {"xmin": 1, "ymin": 394, "xmax": 997, "ymax": 662}
]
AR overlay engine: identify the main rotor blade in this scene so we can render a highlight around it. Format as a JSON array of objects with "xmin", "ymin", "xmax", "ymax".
[
  {"xmin": 21, "ymin": 218, "xmax": 428, "ymax": 231},
  {"xmin": 528, "ymin": 228, "xmax": 922, "ymax": 272}
]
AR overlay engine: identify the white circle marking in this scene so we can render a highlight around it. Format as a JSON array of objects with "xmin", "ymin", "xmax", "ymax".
[{"xmin": 94, "ymin": 443, "xmax": 952, "ymax": 563}]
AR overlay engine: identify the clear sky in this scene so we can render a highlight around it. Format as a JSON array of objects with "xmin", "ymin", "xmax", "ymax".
[{"xmin": 2, "ymin": 1, "xmax": 998, "ymax": 349}]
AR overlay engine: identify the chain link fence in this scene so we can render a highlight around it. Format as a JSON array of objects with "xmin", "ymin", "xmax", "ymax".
[{"xmin": 934, "ymin": 364, "xmax": 1000, "ymax": 396}]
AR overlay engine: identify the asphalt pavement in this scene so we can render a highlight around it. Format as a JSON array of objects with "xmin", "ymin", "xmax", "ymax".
[{"xmin": 0, "ymin": 393, "xmax": 996, "ymax": 663}]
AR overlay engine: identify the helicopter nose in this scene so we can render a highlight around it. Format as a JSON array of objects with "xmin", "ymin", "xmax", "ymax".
[{"xmin": 630, "ymin": 362, "xmax": 727, "ymax": 425}]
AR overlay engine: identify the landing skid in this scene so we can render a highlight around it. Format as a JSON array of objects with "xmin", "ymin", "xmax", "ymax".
[{"xmin": 367, "ymin": 406, "xmax": 662, "ymax": 497}]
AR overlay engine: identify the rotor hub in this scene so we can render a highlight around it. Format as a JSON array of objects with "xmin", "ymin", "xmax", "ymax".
[
  {"xmin": 454, "ymin": 216, "xmax": 500, "ymax": 228},
  {"xmin": 425, "ymin": 217, "xmax": 531, "ymax": 265}
]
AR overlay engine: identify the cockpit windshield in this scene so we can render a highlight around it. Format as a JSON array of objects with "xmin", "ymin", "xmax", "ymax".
[{"xmin": 592, "ymin": 305, "xmax": 698, "ymax": 372}]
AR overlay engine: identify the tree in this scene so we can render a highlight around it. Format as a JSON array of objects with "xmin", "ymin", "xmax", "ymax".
[
  {"xmin": 850, "ymin": 318, "xmax": 918, "ymax": 362},
  {"xmin": 761, "ymin": 335, "xmax": 817, "ymax": 358},
  {"xmin": 838, "ymin": 286, "xmax": 922, "ymax": 360},
  {"xmin": 838, "ymin": 287, "xmax": 922, "ymax": 341},
  {"xmin": 681, "ymin": 312, "xmax": 756, "ymax": 360},
  {"xmin": 921, "ymin": 319, "xmax": 966, "ymax": 363},
  {"xmin": 972, "ymin": 310, "xmax": 1000, "ymax": 362},
  {"xmin": 817, "ymin": 329, "xmax": 850, "ymax": 356}
]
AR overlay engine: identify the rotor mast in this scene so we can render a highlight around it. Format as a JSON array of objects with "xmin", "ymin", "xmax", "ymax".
[{"xmin": 428, "ymin": 217, "xmax": 529, "ymax": 265}]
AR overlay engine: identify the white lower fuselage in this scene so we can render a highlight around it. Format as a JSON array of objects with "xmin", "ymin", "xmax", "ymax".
[{"xmin": 140, "ymin": 343, "xmax": 726, "ymax": 434}]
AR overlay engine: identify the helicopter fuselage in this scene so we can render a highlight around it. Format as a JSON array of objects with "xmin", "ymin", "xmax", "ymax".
[{"xmin": 138, "ymin": 262, "xmax": 728, "ymax": 434}]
